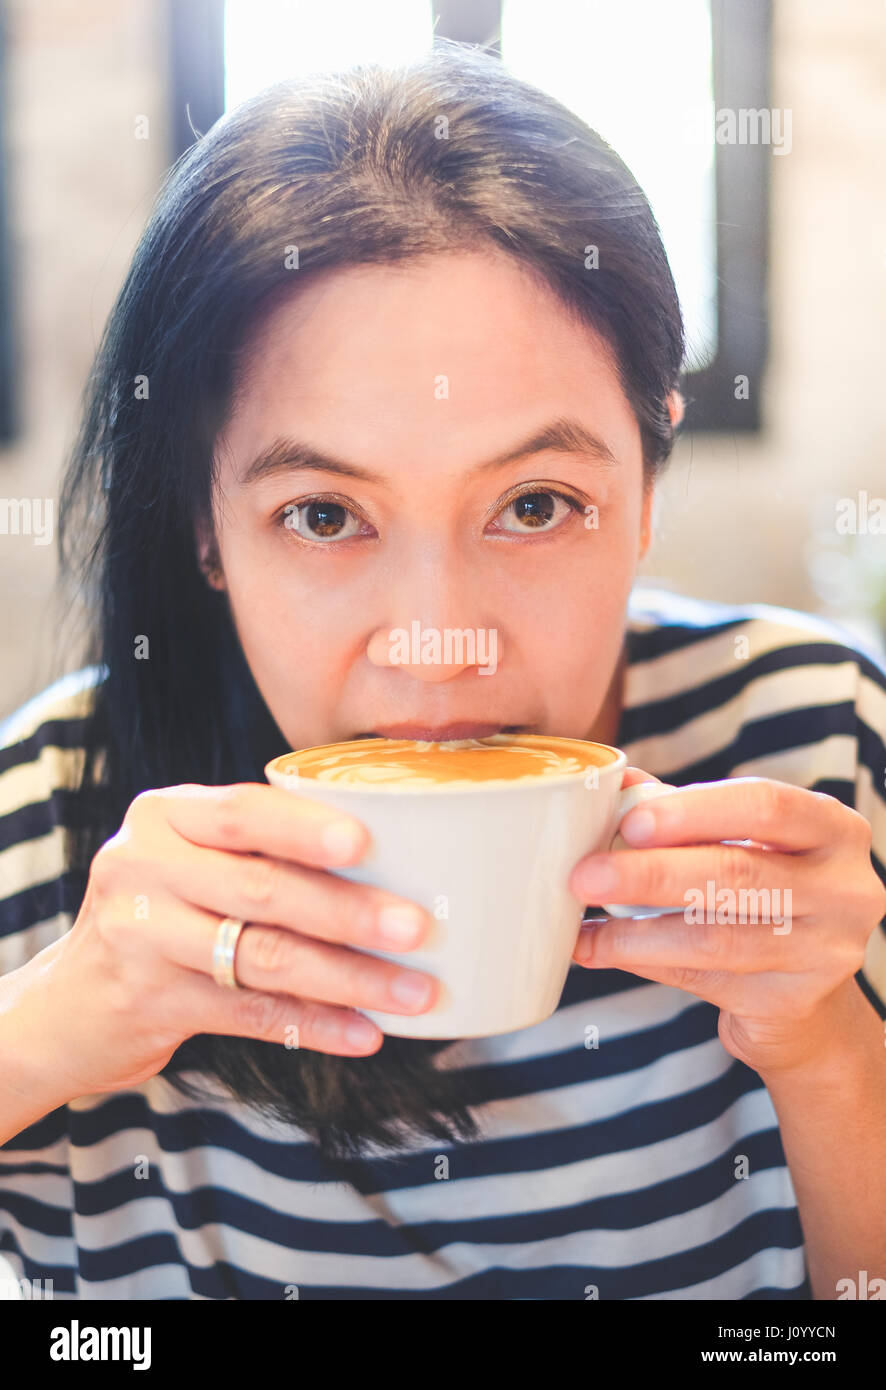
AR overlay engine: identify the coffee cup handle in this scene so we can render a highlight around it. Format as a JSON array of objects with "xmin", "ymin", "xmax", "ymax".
[{"xmin": 599, "ymin": 781, "xmax": 682, "ymax": 919}]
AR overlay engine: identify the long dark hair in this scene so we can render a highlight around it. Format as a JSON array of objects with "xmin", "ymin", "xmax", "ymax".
[{"xmin": 56, "ymin": 40, "xmax": 685, "ymax": 1157}]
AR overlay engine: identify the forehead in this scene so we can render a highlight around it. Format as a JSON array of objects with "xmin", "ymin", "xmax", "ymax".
[{"xmin": 218, "ymin": 250, "xmax": 639, "ymax": 482}]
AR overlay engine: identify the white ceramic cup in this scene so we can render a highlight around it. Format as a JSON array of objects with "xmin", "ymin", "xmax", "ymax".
[{"xmin": 265, "ymin": 739, "xmax": 678, "ymax": 1039}]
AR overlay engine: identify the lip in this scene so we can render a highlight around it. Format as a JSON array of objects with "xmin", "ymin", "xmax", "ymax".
[{"xmin": 358, "ymin": 722, "xmax": 526, "ymax": 741}]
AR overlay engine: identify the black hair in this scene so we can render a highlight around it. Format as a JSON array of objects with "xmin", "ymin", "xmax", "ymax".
[{"xmin": 56, "ymin": 40, "xmax": 685, "ymax": 1158}]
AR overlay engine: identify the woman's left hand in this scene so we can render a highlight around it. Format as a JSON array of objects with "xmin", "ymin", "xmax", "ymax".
[{"xmin": 569, "ymin": 768, "xmax": 886, "ymax": 1077}]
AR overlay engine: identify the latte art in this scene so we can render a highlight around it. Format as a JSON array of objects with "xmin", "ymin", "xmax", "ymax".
[{"xmin": 276, "ymin": 733, "xmax": 615, "ymax": 789}]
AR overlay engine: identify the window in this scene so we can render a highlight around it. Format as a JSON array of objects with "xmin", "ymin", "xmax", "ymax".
[
  {"xmin": 224, "ymin": 0, "xmax": 434, "ymax": 107},
  {"xmin": 501, "ymin": 0, "xmax": 717, "ymax": 374}
]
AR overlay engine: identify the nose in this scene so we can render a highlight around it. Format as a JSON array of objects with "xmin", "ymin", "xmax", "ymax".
[
  {"xmin": 365, "ymin": 555, "xmax": 499, "ymax": 682},
  {"xmin": 368, "ymin": 622, "xmax": 499, "ymax": 681}
]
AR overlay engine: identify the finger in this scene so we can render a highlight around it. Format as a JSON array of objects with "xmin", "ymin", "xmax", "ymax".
[
  {"xmin": 152, "ymin": 840, "xmax": 431, "ymax": 952},
  {"xmin": 570, "ymin": 842, "xmax": 808, "ymax": 916},
  {"xmin": 177, "ymin": 966, "xmax": 385, "ymax": 1055},
  {"xmin": 572, "ymin": 907, "xmax": 803, "ymax": 976},
  {"xmin": 620, "ymin": 766, "xmax": 663, "ymax": 789},
  {"xmin": 616, "ymin": 777, "xmax": 852, "ymax": 853},
  {"xmin": 572, "ymin": 945, "xmax": 815, "ymax": 1019},
  {"xmin": 156, "ymin": 897, "xmax": 439, "ymax": 1018},
  {"xmin": 138, "ymin": 783, "xmax": 371, "ymax": 867}
]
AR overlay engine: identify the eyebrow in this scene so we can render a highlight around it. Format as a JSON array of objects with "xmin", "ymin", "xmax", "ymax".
[{"xmin": 237, "ymin": 416, "xmax": 619, "ymax": 489}]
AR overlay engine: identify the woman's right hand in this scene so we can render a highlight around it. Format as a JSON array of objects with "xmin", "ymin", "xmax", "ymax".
[{"xmin": 17, "ymin": 782, "xmax": 439, "ymax": 1102}]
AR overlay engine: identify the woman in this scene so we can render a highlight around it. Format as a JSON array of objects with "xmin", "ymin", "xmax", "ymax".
[{"xmin": 1, "ymin": 42, "xmax": 884, "ymax": 1301}]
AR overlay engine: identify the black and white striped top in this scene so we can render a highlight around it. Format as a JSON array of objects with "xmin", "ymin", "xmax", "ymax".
[{"xmin": 1, "ymin": 586, "xmax": 884, "ymax": 1299}]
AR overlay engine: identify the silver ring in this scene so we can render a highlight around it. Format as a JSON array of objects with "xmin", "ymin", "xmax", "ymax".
[{"xmin": 212, "ymin": 916, "xmax": 246, "ymax": 990}]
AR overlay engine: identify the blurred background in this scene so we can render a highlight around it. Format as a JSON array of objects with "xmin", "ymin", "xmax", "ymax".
[{"xmin": 0, "ymin": 0, "xmax": 884, "ymax": 719}]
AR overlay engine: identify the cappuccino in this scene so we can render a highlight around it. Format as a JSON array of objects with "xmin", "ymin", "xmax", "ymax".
[{"xmin": 273, "ymin": 733, "xmax": 618, "ymax": 790}]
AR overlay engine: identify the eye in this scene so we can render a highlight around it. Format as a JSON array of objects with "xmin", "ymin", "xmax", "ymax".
[
  {"xmin": 278, "ymin": 496, "xmax": 369, "ymax": 543},
  {"xmin": 491, "ymin": 485, "xmax": 586, "ymax": 536}
]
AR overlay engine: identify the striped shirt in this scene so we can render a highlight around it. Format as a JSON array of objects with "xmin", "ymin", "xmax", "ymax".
[{"xmin": 1, "ymin": 585, "xmax": 885, "ymax": 1300}]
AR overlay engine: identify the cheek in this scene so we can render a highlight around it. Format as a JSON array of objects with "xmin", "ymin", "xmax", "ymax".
[
  {"xmin": 522, "ymin": 512, "xmax": 637, "ymax": 663},
  {"xmin": 536, "ymin": 592, "xmax": 625, "ymax": 675},
  {"xmin": 225, "ymin": 552, "xmax": 361, "ymax": 683},
  {"xmin": 221, "ymin": 526, "xmax": 330, "ymax": 621}
]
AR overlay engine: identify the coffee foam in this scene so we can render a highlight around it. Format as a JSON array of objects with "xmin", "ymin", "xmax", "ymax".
[{"xmin": 273, "ymin": 733, "xmax": 617, "ymax": 790}]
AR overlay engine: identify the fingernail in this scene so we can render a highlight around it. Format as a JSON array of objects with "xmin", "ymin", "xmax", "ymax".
[
  {"xmin": 390, "ymin": 973, "xmax": 433, "ymax": 1009},
  {"xmin": 320, "ymin": 821, "xmax": 365, "ymax": 861},
  {"xmin": 377, "ymin": 903, "xmax": 425, "ymax": 947},
  {"xmin": 345, "ymin": 1016, "xmax": 380, "ymax": 1047},
  {"xmin": 574, "ymin": 929, "xmax": 594, "ymax": 963},
  {"xmin": 620, "ymin": 808, "xmax": 656, "ymax": 843},
  {"xmin": 578, "ymin": 857, "xmax": 617, "ymax": 897}
]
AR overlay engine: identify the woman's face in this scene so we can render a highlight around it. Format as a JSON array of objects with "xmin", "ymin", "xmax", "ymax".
[{"xmin": 203, "ymin": 248, "xmax": 655, "ymax": 750}]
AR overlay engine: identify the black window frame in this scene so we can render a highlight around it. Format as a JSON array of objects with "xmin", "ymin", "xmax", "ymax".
[{"xmin": 0, "ymin": 1, "xmax": 18, "ymax": 445}]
